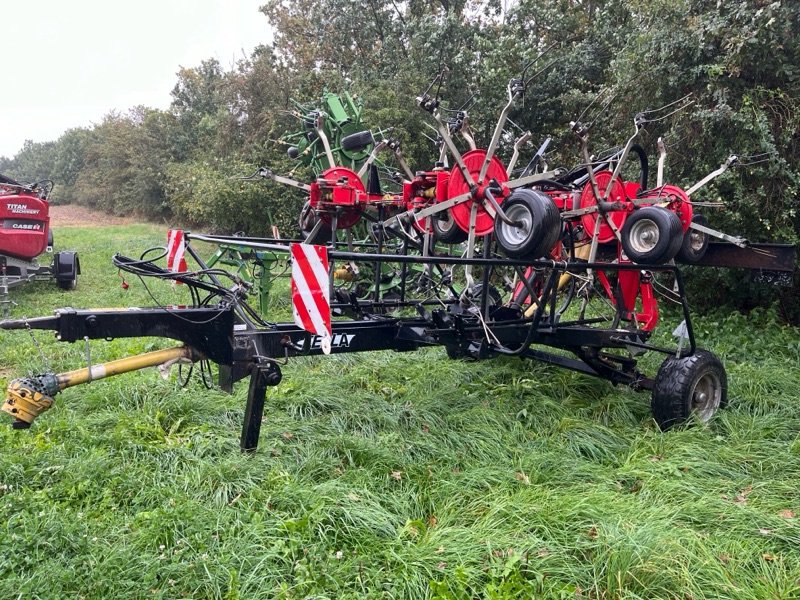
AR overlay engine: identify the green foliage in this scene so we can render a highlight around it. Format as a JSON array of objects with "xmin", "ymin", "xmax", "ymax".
[
  {"xmin": 1, "ymin": 0, "xmax": 798, "ymax": 317},
  {"xmin": 50, "ymin": 128, "xmax": 91, "ymax": 204},
  {"xmin": 70, "ymin": 108, "xmax": 179, "ymax": 219},
  {"xmin": 0, "ymin": 139, "xmax": 58, "ymax": 186},
  {"xmin": 166, "ymin": 157, "xmax": 302, "ymax": 235}
]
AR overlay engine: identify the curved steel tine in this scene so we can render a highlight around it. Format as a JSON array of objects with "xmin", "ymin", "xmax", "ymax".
[
  {"xmin": 505, "ymin": 117, "xmax": 525, "ymax": 134},
  {"xmin": 638, "ymin": 94, "xmax": 695, "ymax": 123},
  {"xmin": 523, "ymin": 57, "xmax": 560, "ymax": 88},
  {"xmin": 456, "ymin": 92, "xmax": 477, "ymax": 112},
  {"xmin": 641, "ymin": 100, "xmax": 695, "ymax": 124},
  {"xmin": 276, "ymin": 109, "xmax": 302, "ymax": 119},
  {"xmin": 232, "ymin": 168, "xmax": 262, "ymax": 181},
  {"xmin": 370, "ymin": 126, "xmax": 395, "ymax": 142},
  {"xmin": 735, "ymin": 152, "xmax": 776, "ymax": 166},
  {"xmin": 573, "ymin": 88, "xmax": 612, "ymax": 125},
  {"xmin": 663, "ymin": 134, "xmax": 690, "ymax": 149},
  {"xmin": 585, "ymin": 91, "xmax": 618, "ymax": 129},
  {"xmin": 642, "ymin": 93, "xmax": 694, "ymax": 115},
  {"xmin": 521, "ymin": 40, "xmax": 561, "ymax": 80},
  {"xmin": 420, "ymin": 68, "xmax": 447, "ymax": 101},
  {"xmin": 421, "ymin": 131, "xmax": 439, "ymax": 145}
]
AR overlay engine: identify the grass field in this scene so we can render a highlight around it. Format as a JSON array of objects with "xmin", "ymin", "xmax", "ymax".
[{"xmin": 1, "ymin": 223, "xmax": 799, "ymax": 599}]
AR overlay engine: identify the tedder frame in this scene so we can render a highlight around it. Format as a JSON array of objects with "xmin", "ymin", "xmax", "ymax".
[{"xmin": 5, "ymin": 228, "xmax": 792, "ymax": 452}]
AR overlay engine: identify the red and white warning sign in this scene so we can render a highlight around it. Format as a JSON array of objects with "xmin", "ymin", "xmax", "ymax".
[
  {"xmin": 166, "ymin": 229, "xmax": 188, "ymax": 274},
  {"xmin": 290, "ymin": 243, "xmax": 332, "ymax": 354}
]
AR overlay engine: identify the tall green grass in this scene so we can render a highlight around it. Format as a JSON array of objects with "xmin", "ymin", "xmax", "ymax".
[{"xmin": 0, "ymin": 224, "xmax": 798, "ymax": 599}]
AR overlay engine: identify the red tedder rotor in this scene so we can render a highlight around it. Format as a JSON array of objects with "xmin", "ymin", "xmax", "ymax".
[
  {"xmin": 308, "ymin": 166, "xmax": 367, "ymax": 229},
  {"xmin": 446, "ymin": 149, "xmax": 509, "ymax": 236}
]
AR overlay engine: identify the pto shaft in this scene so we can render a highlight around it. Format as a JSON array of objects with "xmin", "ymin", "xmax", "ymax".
[{"xmin": 2, "ymin": 346, "xmax": 195, "ymax": 428}]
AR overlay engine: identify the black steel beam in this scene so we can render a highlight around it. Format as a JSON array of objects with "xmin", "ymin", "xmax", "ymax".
[
  {"xmin": 685, "ymin": 242, "xmax": 796, "ymax": 271},
  {"xmin": 0, "ymin": 307, "xmax": 235, "ymax": 365}
]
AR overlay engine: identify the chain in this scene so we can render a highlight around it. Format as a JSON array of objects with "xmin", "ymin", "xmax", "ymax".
[
  {"xmin": 84, "ymin": 336, "xmax": 93, "ymax": 382},
  {"xmin": 24, "ymin": 318, "xmax": 51, "ymax": 372}
]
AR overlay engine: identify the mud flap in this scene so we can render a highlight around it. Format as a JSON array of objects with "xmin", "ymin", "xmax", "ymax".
[{"xmin": 53, "ymin": 251, "xmax": 80, "ymax": 285}]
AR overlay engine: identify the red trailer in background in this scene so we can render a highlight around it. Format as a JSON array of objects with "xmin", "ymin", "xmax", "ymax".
[{"xmin": 0, "ymin": 174, "xmax": 79, "ymax": 315}]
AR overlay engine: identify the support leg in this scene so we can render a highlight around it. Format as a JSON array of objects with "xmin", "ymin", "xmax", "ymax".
[{"xmin": 240, "ymin": 363, "xmax": 282, "ymax": 452}]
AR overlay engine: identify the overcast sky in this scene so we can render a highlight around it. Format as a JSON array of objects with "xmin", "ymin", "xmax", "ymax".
[{"xmin": 1, "ymin": 1, "xmax": 272, "ymax": 158}]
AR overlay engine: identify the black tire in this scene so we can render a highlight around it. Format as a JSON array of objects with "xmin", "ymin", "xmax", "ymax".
[
  {"xmin": 494, "ymin": 189, "xmax": 561, "ymax": 259},
  {"xmin": 53, "ymin": 251, "xmax": 79, "ymax": 291},
  {"xmin": 298, "ymin": 201, "xmax": 333, "ymax": 245},
  {"xmin": 57, "ymin": 277, "xmax": 77, "ymax": 291},
  {"xmin": 677, "ymin": 214, "xmax": 710, "ymax": 264},
  {"xmin": 432, "ymin": 210, "xmax": 468, "ymax": 244},
  {"xmin": 340, "ymin": 130, "xmax": 374, "ymax": 152},
  {"xmin": 466, "ymin": 283, "xmax": 503, "ymax": 312},
  {"xmin": 47, "ymin": 228, "xmax": 54, "ymax": 248},
  {"xmin": 651, "ymin": 349, "xmax": 727, "ymax": 430},
  {"xmin": 620, "ymin": 207, "xmax": 683, "ymax": 264}
]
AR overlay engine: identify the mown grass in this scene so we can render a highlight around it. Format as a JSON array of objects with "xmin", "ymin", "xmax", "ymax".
[{"xmin": 1, "ymin": 223, "xmax": 799, "ymax": 599}]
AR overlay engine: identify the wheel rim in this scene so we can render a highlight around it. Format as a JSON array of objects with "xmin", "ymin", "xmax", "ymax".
[
  {"xmin": 628, "ymin": 218, "xmax": 660, "ymax": 254},
  {"xmin": 502, "ymin": 203, "xmax": 533, "ymax": 249},
  {"xmin": 690, "ymin": 372, "xmax": 722, "ymax": 422},
  {"xmin": 687, "ymin": 229, "xmax": 706, "ymax": 253},
  {"xmin": 437, "ymin": 212, "xmax": 456, "ymax": 233}
]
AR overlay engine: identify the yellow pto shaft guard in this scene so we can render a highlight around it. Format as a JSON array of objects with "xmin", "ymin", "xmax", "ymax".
[{"xmin": 2, "ymin": 346, "xmax": 195, "ymax": 429}]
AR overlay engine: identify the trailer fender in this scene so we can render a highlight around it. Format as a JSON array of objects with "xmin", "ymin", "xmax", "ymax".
[{"xmin": 53, "ymin": 251, "xmax": 80, "ymax": 290}]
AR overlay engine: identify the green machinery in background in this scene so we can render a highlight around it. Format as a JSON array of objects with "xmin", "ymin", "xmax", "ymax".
[
  {"xmin": 284, "ymin": 91, "xmax": 375, "ymax": 174},
  {"xmin": 198, "ymin": 91, "xmax": 406, "ymax": 315}
]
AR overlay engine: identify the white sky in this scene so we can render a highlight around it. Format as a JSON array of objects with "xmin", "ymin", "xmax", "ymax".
[{"xmin": 0, "ymin": 0, "xmax": 272, "ymax": 158}]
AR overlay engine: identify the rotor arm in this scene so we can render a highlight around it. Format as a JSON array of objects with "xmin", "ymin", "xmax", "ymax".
[
  {"xmin": 416, "ymin": 87, "xmax": 477, "ymax": 187},
  {"xmin": 458, "ymin": 115, "xmax": 478, "ymax": 151},
  {"xmin": 313, "ymin": 113, "xmax": 337, "ymax": 169},
  {"xmin": 685, "ymin": 155, "xmax": 738, "ymax": 197},
  {"xmin": 656, "ymin": 137, "xmax": 667, "ymax": 187},
  {"xmin": 386, "ymin": 139, "xmax": 416, "ymax": 181},
  {"xmin": 357, "ymin": 140, "xmax": 389, "ymax": 179},
  {"xmin": 602, "ymin": 112, "xmax": 647, "ymax": 198},
  {"xmin": 432, "ymin": 110, "xmax": 477, "ymax": 188},
  {"xmin": 258, "ymin": 167, "xmax": 311, "ymax": 192},
  {"xmin": 506, "ymin": 131, "xmax": 533, "ymax": 174},
  {"xmin": 478, "ymin": 78, "xmax": 524, "ymax": 182}
]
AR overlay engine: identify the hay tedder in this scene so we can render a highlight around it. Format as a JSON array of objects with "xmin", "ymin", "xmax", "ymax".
[
  {"xmin": 0, "ymin": 174, "xmax": 80, "ymax": 315},
  {"xmin": 0, "ymin": 73, "xmax": 795, "ymax": 451}
]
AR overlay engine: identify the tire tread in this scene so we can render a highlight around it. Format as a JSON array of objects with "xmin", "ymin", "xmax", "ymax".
[{"xmin": 651, "ymin": 349, "xmax": 727, "ymax": 429}]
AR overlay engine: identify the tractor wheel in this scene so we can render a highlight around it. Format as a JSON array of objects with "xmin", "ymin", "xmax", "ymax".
[
  {"xmin": 299, "ymin": 201, "xmax": 333, "ymax": 245},
  {"xmin": 432, "ymin": 210, "xmax": 468, "ymax": 244},
  {"xmin": 651, "ymin": 349, "xmax": 727, "ymax": 430},
  {"xmin": 494, "ymin": 189, "xmax": 561, "ymax": 259},
  {"xmin": 620, "ymin": 207, "xmax": 683, "ymax": 264},
  {"xmin": 677, "ymin": 214, "xmax": 710, "ymax": 264},
  {"xmin": 340, "ymin": 130, "xmax": 374, "ymax": 152}
]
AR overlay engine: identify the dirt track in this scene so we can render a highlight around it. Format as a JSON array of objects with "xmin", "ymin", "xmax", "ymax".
[{"xmin": 49, "ymin": 205, "xmax": 137, "ymax": 227}]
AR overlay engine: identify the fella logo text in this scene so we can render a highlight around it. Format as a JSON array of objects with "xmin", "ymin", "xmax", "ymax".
[{"xmin": 307, "ymin": 333, "xmax": 355, "ymax": 350}]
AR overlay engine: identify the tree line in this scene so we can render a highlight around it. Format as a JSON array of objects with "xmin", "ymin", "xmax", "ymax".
[{"xmin": 2, "ymin": 0, "xmax": 798, "ymax": 318}]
